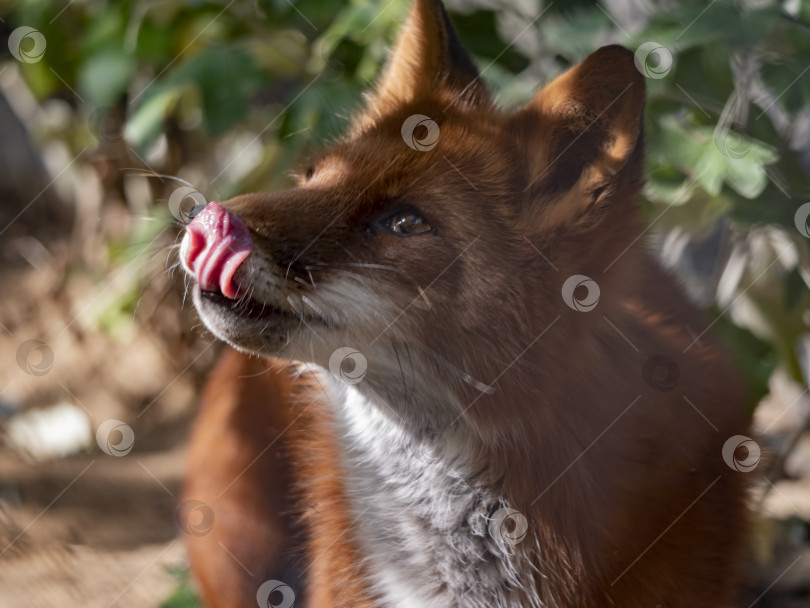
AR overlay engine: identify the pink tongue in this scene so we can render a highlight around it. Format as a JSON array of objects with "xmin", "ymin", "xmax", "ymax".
[{"xmin": 184, "ymin": 202, "xmax": 253, "ymax": 299}]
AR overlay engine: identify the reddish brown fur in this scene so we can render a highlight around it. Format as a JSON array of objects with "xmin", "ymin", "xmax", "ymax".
[
  {"xmin": 183, "ymin": 1, "xmax": 752, "ymax": 606},
  {"xmin": 185, "ymin": 351, "xmax": 379, "ymax": 608},
  {"xmin": 184, "ymin": 350, "xmax": 301, "ymax": 607}
]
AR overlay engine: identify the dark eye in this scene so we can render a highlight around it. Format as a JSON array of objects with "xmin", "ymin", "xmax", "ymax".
[
  {"xmin": 385, "ymin": 209, "xmax": 434, "ymax": 236},
  {"xmin": 304, "ymin": 166, "xmax": 315, "ymax": 180}
]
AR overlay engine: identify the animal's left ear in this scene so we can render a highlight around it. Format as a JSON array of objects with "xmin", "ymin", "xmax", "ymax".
[
  {"xmin": 510, "ymin": 45, "xmax": 646, "ymax": 232},
  {"xmin": 357, "ymin": 0, "xmax": 489, "ymax": 128}
]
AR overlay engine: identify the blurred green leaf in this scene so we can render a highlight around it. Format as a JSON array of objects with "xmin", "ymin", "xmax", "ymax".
[
  {"xmin": 78, "ymin": 50, "xmax": 136, "ymax": 107},
  {"xmin": 650, "ymin": 116, "xmax": 777, "ymax": 199},
  {"xmin": 127, "ymin": 45, "xmax": 270, "ymax": 151},
  {"xmin": 713, "ymin": 315, "xmax": 778, "ymax": 409},
  {"xmin": 125, "ymin": 86, "xmax": 188, "ymax": 150},
  {"xmin": 161, "ymin": 566, "xmax": 203, "ymax": 608}
]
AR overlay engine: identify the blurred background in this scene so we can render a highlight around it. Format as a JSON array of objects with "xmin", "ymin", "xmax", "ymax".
[{"xmin": 0, "ymin": 0, "xmax": 809, "ymax": 606}]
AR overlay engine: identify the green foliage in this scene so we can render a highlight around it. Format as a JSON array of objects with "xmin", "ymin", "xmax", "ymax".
[
  {"xmin": 160, "ymin": 567, "xmax": 203, "ymax": 608},
  {"xmin": 713, "ymin": 315, "xmax": 778, "ymax": 409},
  {"xmin": 648, "ymin": 116, "xmax": 778, "ymax": 199},
  {"xmin": 128, "ymin": 45, "xmax": 271, "ymax": 149}
]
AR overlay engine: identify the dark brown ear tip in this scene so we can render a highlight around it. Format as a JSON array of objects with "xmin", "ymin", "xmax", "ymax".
[
  {"xmin": 593, "ymin": 44, "xmax": 635, "ymax": 59},
  {"xmin": 587, "ymin": 44, "xmax": 646, "ymax": 91},
  {"xmin": 591, "ymin": 45, "xmax": 639, "ymax": 73}
]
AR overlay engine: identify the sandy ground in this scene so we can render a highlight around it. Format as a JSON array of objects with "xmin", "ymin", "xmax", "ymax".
[{"xmin": 0, "ymin": 247, "xmax": 218, "ymax": 607}]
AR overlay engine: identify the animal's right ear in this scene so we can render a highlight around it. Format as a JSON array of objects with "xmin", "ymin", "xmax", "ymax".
[
  {"xmin": 509, "ymin": 46, "xmax": 646, "ymax": 234},
  {"xmin": 353, "ymin": 0, "xmax": 489, "ymax": 132}
]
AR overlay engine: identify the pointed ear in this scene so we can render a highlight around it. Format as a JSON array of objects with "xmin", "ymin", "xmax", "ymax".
[
  {"xmin": 510, "ymin": 45, "xmax": 646, "ymax": 232},
  {"xmin": 358, "ymin": 0, "xmax": 489, "ymax": 126}
]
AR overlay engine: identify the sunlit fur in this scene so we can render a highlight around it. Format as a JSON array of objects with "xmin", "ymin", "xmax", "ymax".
[{"xmin": 182, "ymin": 1, "xmax": 752, "ymax": 606}]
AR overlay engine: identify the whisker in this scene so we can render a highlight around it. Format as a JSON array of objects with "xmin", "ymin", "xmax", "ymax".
[
  {"xmin": 131, "ymin": 243, "xmax": 181, "ymax": 271},
  {"xmin": 259, "ymin": 317, "xmax": 274, "ymax": 335},
  {"xmin": 235, "ymin": 283, "xmax": 256, "ymax": 312},
  {"xmin": 413, "ymin": 342, "xmax": 495, "ymax": 395},
  {"xmin": 100, "ymin": 212, "xmax": 182, "ymax": 227},
  {"xmin": 287, "ymin": 295, "xmax": 325, "ymax": 343},
  {"xmin": 288, "ymin": 278, "xmax": 374, "ymax": 312},
  {"xmin": 118, "ymin": 233, "xmax": 179, "ymax": 256},
  {"xmin": 301, "ymin": 295, "xmax": 328, "ymax": 322},
  {"xmin": 238, "ymin": 366, "xmax": 274, "ymax": 379},
  {"xmin": 136, "ymin": 269, "xmax": 182, "ymax": 321},
  {"xmin": 306, "ymin": 261, "xmax": 417, "ymax": 284},
  {"xmin": 304, "ymin": 267, "xmax": 377, "ymax": 289},
  {"xmin": 121, "ymin": 169, "xmax": 197, "ymax": 188},
  {"xmin": 243, "ymin": 283, "xmax": 257, "ymax": 309},
  {"xmin": 164, "ymin": 243, "xmax": 182, "ymax": 268},
  {"xmin": 182, "ymin": 277, "xmax": 191, "ymax": 309}
]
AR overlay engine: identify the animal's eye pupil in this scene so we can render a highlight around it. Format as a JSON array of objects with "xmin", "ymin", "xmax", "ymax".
[
  {"xmin": 389, "ymin": 212, "xmax": 432, "ymax": 235},
  {"xmin": 305, "ymin": 166, "xmax": 315, "ymax": 180}
]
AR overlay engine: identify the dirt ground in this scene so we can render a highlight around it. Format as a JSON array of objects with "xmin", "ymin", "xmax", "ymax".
[{"xmin": 0, "ymin": 245, "xmax": 217, "ymax": 606}]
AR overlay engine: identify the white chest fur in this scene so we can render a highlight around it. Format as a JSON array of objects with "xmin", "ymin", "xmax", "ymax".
[{"xmin": 330, "ymin": 381, "xmax": 541, "ymax": 608}]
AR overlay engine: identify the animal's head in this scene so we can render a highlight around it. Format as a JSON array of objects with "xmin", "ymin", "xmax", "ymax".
[{"xmin": 181, "ymin": 0, "xmax": 646, "ymax": 435}]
